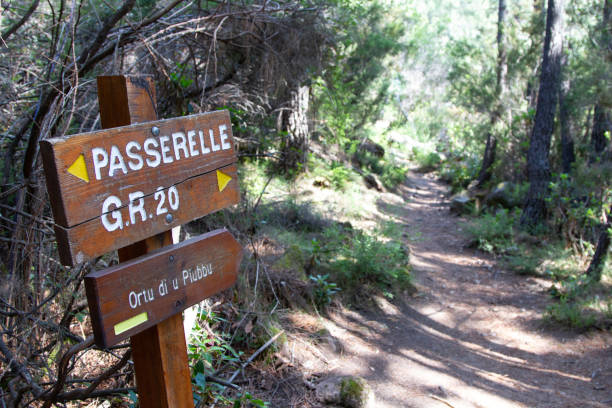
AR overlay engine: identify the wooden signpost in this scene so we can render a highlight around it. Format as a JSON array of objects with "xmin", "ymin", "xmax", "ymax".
[{"xmin": 40, "ymin": 75, "xmax": 242, "ymax": 407}]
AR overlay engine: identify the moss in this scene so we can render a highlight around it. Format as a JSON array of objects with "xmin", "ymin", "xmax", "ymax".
[
  {"xmin": 340, "ymin": 376, "xmax": 369, "ymax": 408},
  {"xmin": 271, "ymin": 244, "xmax": 308, "ymax": 279}
]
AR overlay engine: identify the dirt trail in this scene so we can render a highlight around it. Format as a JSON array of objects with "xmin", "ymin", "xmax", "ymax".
[{"xmin": 318, "ymin": 172, "xmax": 612, "ymax": 408}]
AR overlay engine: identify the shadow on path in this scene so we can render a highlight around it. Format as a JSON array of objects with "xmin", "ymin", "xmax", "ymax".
[{"xmin": 324, "ymin": 172, "xmax": 612, "ymax": 408}]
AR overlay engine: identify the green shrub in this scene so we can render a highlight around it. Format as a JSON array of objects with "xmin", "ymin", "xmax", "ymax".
[
  {"xmin": 380, "ymin": 163, "xmax": 408, "ymax": 190},
  {"xmin": 545, "ymin": 300, "xmax": 597, "ymax": 329},
  {"xmin": 329, "ymin": 231, "xmax": 412, "ymax": 294},
  {"xmin": 438, "ymin": 155, "xmax": 480, "ymax": 192},
  {"xmin": 411, "ymin": 146, "xmax": 441, "ymax": 172},
  {"xmin": 329, "ymin": 162, "xmax": 353, "ymax": 190},
  {"xmin": 309, "ymin": 273, "xmax": 341, "ymax": 309},
  {"xmin": 544, "ymin": 259, "xmax": 612, "ymax": 330},
  {"xmin": 465, "ymin": 209, "xmax": 518, "ymax": 254}
]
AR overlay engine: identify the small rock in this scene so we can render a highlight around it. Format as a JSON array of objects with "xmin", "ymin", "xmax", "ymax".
[
  {"xmin": 449, "ymin": 191, "xmax": 473, "ymax": 215},
  {"xmin": 314, "ymin": 176, "xmax": 331, "ymax": 188},
  {"xmin": 359, "ymin": 139, "xmax": 385, "ymax": 157},
  {"xmin": 363, "ymin": 174, "xmax": 382, "ymax": 191},
  {"xmin": 316, "ymin": 376, "xmax": 374, "ymax": 408},
  {"xmin": 485, "ymin": 181, "xmax": 518, "ymax": 209}
]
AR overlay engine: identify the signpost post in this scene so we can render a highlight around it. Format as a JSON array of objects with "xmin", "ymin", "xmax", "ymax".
[{"xmin": 40, "ymin": 75, "xmax": 242, "ymax": 407}]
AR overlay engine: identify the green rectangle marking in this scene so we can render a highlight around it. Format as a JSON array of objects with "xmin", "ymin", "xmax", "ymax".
[{"xmin": 114, "ymin": 312, "xmax": 148, "ymax": 335}]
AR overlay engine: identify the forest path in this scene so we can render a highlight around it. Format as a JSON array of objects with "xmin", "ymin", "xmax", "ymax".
[{"xmin": 319, "ymin": 171, "xmax": 612, "ymax": 408}]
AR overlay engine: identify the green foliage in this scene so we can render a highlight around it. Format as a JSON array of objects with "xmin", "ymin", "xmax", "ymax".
[
  {"xmin": 380, "ymin": 164, "xmax": 408, "ymax": 190},
  {"xmin": 438, "ymin": 153, "xmax": 480, "ymax": 192},
  {"xmin": 313, "ymin": 226, "xmax": 412, "ymax": 298},
  {"xmin": 546, "ymin": 299, "xmax": 598, "ymax": 329},
  {"xmin": 310, "ymin": 159, "xmax": 355, "ymax": 191},
  {"xmin": 309, "ymin": 273, "xmax": 341, "ymax": 309},
  {"xmin": 465, "ymin": 209, "xmax": 518, "ymax": 254},
  {"xmin": 545, "ymin": 271, "xmax": 612, "ymax": 330},
  {"xmin": 547, "ymin": 166, "xmax": 612, "ymax": 254},
  {"xmin": 314, "ymin": 0, "xmax": 405, "ymax": 145},
  {"xmin": 189, "ymin": 310, "xmax": 247, "ymax": 406},
  {"xmin": 447, "ymin": 38, "xmax": 496, "ymax": 114},
  {"xmin": 410, "ymin": 146, "xmax": 441, "ymax": 172}
]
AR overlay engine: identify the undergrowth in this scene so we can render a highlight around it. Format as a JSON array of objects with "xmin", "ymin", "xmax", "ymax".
[{"xmin": 464, "ymin": 207, "xmax": 611, "ymax": 330}]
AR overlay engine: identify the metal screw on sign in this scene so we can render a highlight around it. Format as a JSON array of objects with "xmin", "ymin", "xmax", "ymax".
[
  {"xmin": 151, "ymin": 126, "xmax": 160, "ymax": 136},
  {"xmin": 166, "ymin": 213, "xmax": 174, "ymax": 223}
]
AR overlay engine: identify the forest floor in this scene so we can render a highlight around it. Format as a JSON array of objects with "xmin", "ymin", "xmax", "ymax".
[{"xmin": 273, "ymin": 171, "xmax": 612, "ymax": 408}]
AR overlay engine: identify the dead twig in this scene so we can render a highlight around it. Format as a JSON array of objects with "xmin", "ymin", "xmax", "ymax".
[{"xmin": 207, "ymin": 330, "xmax": 285, "ymax": 408}]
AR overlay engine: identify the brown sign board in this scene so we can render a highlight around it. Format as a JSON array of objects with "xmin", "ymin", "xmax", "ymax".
[
  {"xmin": 85, "ymin": 228, "xmax": 242, "ymax": 348},
  {"xmin": 40, "ymin": 110, "xmax": 239, "ymax": 266}
]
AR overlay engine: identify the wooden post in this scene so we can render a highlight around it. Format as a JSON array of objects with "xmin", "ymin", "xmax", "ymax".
[{"xmin": 96, "ymin": 76, "xmax": 194, "ymax": 408}]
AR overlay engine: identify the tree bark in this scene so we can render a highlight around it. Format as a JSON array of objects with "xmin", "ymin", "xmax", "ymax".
[
  {"xmin": 589, "ymin": 0, "xmax": 612, "ymax": 160},
  {"xmin": 591, "ymin": 104, "xmax": 611, "ymax": 159},
  {"xmin": 520, "ymin": 0, "xmax": 565, "ymax": 227},
  {"xmin": 475, "ymin": 0, "xmax": 506, "ymax": 188},
  {"xmin": 586, "ymin": 207, "xmax": 611, "ymax": 282},
  {"xmin": 475, "ymin": 132, "xmax": 497, "ymax": 187},
  {"xmin": 558, "ymin": 61, "xmax": 574, "ymax": 174},
  {"xmin": 280, "ymin": 85, "xmax": 310, "ymax": 173}
]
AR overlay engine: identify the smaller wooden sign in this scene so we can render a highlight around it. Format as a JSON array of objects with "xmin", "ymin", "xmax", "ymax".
[{"xmin": 84, "ymin": 229, "xmax": 242, "ymax": 348}]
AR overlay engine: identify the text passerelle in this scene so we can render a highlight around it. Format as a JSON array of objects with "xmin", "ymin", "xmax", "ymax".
[
  {"xmin": 91, "ymin": 125, "xmax": 232, "ymax": 180},
  {"xmin": 93, "ymin": 124, "xmax": 232, "ymax": 232}
]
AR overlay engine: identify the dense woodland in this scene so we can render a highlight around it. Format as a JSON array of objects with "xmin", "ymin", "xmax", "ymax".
[{"xmin": 0, "ymin": 0, "xmax": 610, "ymax": 406}]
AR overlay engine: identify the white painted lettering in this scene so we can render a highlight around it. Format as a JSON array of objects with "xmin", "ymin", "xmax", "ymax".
[
  {"xmin": 187, "ymin": 130, "xmax": 199, "ymax": 157},
  {"xmin": 126, "ymin": 141, "xmax": 144, "ymax": 171},
  {"xmin": 198, "ymin": 130, "xmax": 211, "ymax": 154},
  {"xmin": 129, "ymin": 291, "xmax": 138, "ymax": 308},
  {"xmin": 128, "ymin": 191, "xmax": 146, "ymax": 224},
  {"xmin": 172, "ymin": 132, "xmax": 189, "ymax": 161},
  {"xmin": 92, "ymin": 147, "xmax": 109, "ymax": 180},
  {"xmin": 109, "ymin": 145, "xmax": 128, "ymax": 177},
  {"xmin": 159, "ymin": 279, "xmax": 168, "ymax": 296},
  {"xmin": 168, "ymin": 186, "xmax": 179, "ymax": 210},
  {"xmin": 159, "ymin": 135, "xmax": 173, "ymax": 164},
  {"xmin": 182, "ymin": 269, "xmax": 189, "ymax": 286},
  {"xmin": 101, "ymin": 195, "xmax": 123, "ymax": 232},
  {"xmin": 209, "ymin": 129, "xmax": 221, "ymax": 152},
  {"xmin": 145, "ymin": 288, "xmax": 154, "ymax": 302},
  {"xmin": 144, "ymin": 138, "xmax": 161, "ymax": 167},
  {"xmin": 154, "ymin": 187, "xmax": 167, "ymax": 215},
  {"xmin": 219, "ymin": 125, "xmax": 231, "ymax": 150}
]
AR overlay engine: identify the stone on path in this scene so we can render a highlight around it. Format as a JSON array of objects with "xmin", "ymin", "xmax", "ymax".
[{"xmin": 315, "ymin": 375, "xmax": 374, "ymax": 408}]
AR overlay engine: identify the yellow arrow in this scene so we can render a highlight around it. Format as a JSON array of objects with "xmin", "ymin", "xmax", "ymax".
[
  {"xmin": 67, "ymin": 154, "xmax": 89, "ymax": 183},
  {"xmin": 216, "ymin": 170, "xmax": 232, "ymax": 192}
]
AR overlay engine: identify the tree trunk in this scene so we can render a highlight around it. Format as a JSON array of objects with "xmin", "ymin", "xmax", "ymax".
[
  {"xmin": 475, "ymin": 132, "xmax": 497, "ymax": 187},
  {"xmin": 558, "ymin": 63, "xmax": 574, "ymax": 174},
  {"xmin": 475, "ymin": 0, "xmax": 506, "ymax": 188},
  {"xmin": 520, "ymin": 0, "xmax": 565, "ymax": 227},
  {"xmin": 591, "ymin": 104, "xmax": 611, "ymax": 159},
  {"xmin": 280, "ymin": 85, "xmax": 310, "ymax": 173},
  {"xmin": 586, "ymin": 207, "xmax": 611, "ymax": 281},
  {"xmin": 590, "ymin": 0, "xmax": 612, "ymax": 160}
]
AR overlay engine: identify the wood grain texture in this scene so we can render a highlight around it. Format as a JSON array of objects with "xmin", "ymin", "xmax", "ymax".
[
  {"xmin": 40, "ymin": 109, "xmax": 236, "ymax": 228},
  {"xmin": 85, "ymin": 229, "xmax": 242, "ymax": 348},
  {"xmin": 54, "ymin": 163, "xmax": 239, "ymax": 266},
  {"xmin": 95, "ymin": 75, "xmax": 194, "ymax": 408},
  {"xmin": 131, "ymin": 314, "xmax": 194, "ymax": 408}
]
